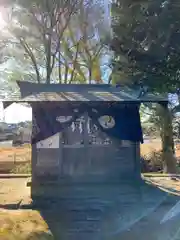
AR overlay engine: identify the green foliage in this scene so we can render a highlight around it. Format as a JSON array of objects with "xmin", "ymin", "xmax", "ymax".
[
  {"xmin": 140, "ymin": 103, "xmax": 161, "ymax": 138},
  {"xmin": 110, "ymin": 0, "xmax": 180, "ymax": 92}
]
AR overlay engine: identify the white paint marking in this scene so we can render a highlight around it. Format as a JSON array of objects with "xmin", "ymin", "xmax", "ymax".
[
  {"xmin": 160, "ymin": 200, "xmax": 180, "ymax": 224},
  {"xmin": 110, "ymin": 195, "xmax": 167, "ymax": 236}
]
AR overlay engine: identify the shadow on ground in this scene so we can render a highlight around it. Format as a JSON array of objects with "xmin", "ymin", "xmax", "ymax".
[{"xmin": 0, "ymin": 179, "xmax": 180, "ymax": 240}]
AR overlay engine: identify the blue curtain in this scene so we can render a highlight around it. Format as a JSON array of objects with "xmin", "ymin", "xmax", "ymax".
[
  {"xmin": 87, "ymin": 105, "xmax": 143, "ymax": 143},
  {"xmin": 31, "ymin": 103, "xmax": 143, "ymax": 144}
]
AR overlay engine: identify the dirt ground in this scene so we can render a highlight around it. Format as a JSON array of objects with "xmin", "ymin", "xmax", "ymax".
[
  {"xmin": 0, "ymin": 178, "xmax": 53, "ymax": 240},
  {"xmin": 0, "ymin": 178, "xmax": 30, "ymax": 205}
]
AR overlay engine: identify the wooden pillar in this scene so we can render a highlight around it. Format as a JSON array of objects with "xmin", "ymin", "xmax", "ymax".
[
  {"xmin": 133, "ymin": 142, "xmax": 141, "ymax": 179},
  {"xmin": 58, "ymin": 132, "xmax": 63, "ymax": 178},
  {"xmin": 83, "ymin": 112, "xmax": 89, "ymax": 165},
  {"xmin": 31, "ymin": 106, "xmax": 38, "ymax": 199}
]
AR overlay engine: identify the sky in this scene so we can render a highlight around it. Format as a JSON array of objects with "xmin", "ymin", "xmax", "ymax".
[{"xmin": 0, "ymin": 102, "xmax": 32, "ymax": 123}]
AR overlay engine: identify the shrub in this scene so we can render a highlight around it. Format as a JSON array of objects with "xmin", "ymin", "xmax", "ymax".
[
  {"xmin": 141, "ymin": 150, "xmax": 163, "ymax": 173},
  {"xmin": 10, "ymin": 162, "xmax": 31, "ymax": 174}
]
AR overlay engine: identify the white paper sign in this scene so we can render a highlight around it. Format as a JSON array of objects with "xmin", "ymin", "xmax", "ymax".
[{"xmin": 36, "ymin": 133, "xmax": 60, "ymax": 149}]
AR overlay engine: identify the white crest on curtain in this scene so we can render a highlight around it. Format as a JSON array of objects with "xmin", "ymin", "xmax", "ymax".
[
  {"xmin": 98, "ymin": 115, "xmax": 115, "ymax": 129},
  {"xmin": 56, "ymin": 116, "xmax": 73, "ymax": 123}
]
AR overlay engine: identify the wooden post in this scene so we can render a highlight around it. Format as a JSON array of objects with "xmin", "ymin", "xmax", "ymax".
[
  {"xmin": 133, "ymin": 142, "xmax": 141, "ymax": 180},
  {"xmin": 83, "ymin": 112, "xmax": 89, "ymax": 165},
  {"xmin": 58, "ymin": 132, "xmax": 63, "ymax": 178},
  {"xmin": 31, "ymin": 106, "xmax": 38, "ymax": 199}
]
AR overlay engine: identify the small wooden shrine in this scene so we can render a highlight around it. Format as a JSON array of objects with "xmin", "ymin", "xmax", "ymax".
[{"xmin": 2, "ymin": 82, "xmax": 168, "ymax": 199}]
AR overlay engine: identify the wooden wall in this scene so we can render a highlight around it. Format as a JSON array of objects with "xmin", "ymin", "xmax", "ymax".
[{"xmin": 31, "ymin": 112, "xmax": 141, "ymax": 198}]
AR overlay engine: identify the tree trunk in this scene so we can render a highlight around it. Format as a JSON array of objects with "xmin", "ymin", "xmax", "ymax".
[{"xmin": 157, "ymin": 103, "xmax": 177, "ymax": 173}]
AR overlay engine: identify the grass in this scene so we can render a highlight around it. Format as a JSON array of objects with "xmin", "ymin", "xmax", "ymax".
[
  {"xmin": 0, "ymin": 144, "xmax": 31, "ymax": 162},
  {"xmin": 0, "ymin": 210, "xmax": 53, "ymax": 240},
  {"xmin": 10, "ymin": 162, "xmax": 31, "ymax": 174}
]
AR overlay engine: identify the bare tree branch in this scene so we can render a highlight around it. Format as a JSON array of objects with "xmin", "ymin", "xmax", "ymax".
[
  {"xmin": 51, "ymin": 0, "xmax": 80, "ymax": 62},
  {"xmin": 69, "ymin": 41, "xmax": 80, "ymax": 83},
  {"xmin": 19, "ymin": 38, "xmax": 41, "ymax": 83}
]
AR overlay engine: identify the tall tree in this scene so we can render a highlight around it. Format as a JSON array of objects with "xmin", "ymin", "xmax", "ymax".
[{"xmin": 110, "ymin": 0, "xmax": 180, "ymax": 172}]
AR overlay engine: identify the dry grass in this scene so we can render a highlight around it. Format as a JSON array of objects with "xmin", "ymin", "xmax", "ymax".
[
  {"xmin": 141, "ymin": 141, "xmax": 162, "ymax": 156},
  {"xmin": 0, "ymin": 210, "xmax": 53, "ymax": 240},
  {"xmin": 0, "ymin": 144, "xmax": 31, "ymax": 162},
  {"xmin": 141, "ymin": 139, "xmax": 180, "ymax": 158},
  {"xmin": 0, "ymin": 145, "xmax": 31, "ymax": 173}
]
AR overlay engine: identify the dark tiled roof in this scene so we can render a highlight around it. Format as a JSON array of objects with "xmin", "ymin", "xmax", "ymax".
[{"xmin": 3, "ymin": 81, "xmax": 168, "ymax": 103}]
